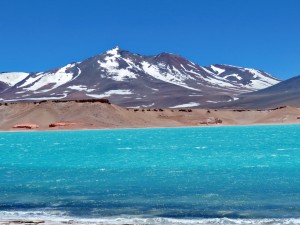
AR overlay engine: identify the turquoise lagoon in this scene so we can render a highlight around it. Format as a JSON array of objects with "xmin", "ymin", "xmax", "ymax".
[{"xmin": 0, "ymin": 125, "xmax": 300, "ymax": 224}]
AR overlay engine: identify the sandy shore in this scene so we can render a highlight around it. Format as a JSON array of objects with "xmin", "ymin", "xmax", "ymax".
[{"xmin": 0, "ymin": 101, "xmax": 299, "ymax": 131}]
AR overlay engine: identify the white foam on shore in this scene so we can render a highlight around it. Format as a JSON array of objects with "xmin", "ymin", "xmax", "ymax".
[{"xmin": 1, "ymin": 211, "xmax": 300, "ymax": 225}]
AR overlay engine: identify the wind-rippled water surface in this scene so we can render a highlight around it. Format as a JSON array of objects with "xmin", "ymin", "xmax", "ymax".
[{"xmin": 0, "ymin": 125, "xmax": 300, "ymax": 224}]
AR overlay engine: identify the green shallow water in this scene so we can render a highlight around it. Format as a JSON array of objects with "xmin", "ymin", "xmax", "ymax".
[{"xmin": 0, "ymin": 125, "xmax": 300, "ymax": 223}]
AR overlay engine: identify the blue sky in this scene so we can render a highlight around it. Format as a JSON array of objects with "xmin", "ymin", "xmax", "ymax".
[{"xmin": 0, "ymin": 0, "xmax": 299, "ymax": 79}]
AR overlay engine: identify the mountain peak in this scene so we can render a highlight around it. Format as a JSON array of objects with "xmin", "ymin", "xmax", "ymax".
[
  {"xmin": 106, "ymin": 46, "xmax": 122, "ymax": 55},
  {"xmin": 0, "ymin": 47, "xmax": 281, "ymax": 107},
  {"xmin": 157, "ymin": 52, "xmax": 179, "ymax": 57}
]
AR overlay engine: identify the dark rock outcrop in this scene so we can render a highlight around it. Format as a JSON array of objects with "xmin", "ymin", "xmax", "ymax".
[{"xmin": 13, "ymin": 123, "xmax": 39, "ymax": 129}]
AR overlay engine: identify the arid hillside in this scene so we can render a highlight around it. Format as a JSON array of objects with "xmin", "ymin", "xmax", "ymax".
[{"xmin": 0, "ymin": 100, "xmax": 299, "ymax": 131}]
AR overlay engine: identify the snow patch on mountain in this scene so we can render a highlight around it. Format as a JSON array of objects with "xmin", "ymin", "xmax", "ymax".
[
  {"xmin": 87, "ymin": 89, "xmax": 133, "ymax": 98},
  {"xmin": 246, "ymin": 69, "xmax": 279, "ymax": 84},
  {"xmin": 0, "ymin": 72, "xmax": 30, "ymax": 86},
  {"xmin": 97, "ymin": 54, "xmax": 138, "ymax": 81},
  {"xmin": 24, "ymin": 70, "xmax": 73, "ymax": 92},
  {"xmin": 71, "ymin": 67, "xmax": 81, "ymax": 81},
  {"xmin": 18, "ymin": 74, "xmax": 44, "ymax": 88},
  {"xmin": 210, "ymin": 65, "xmax": 225, "ymax": 75},
  {"xmin": 19, "ymin": 64, "xmax": 80, "ymax": 93},
  {"xmin": 232, "ymin": 68, "xmax": 280, "ymax": 90},
  {"xmin": 200, "ymin": 66, "xmax": 216, "ymax": 75},
  {"xmin": 205, "ymin": 64, "xmax": 280, "ymax": 91},
  {"xmin": 170, "ymin": 102, "xmax": 200, "ymax": 108},
  {"xmin": 68, "ymin": 85, "xmax": 95, "ymax": 92},
  {"xmin": 96, "ymin": 46, "xmax": 140, "ymax": 81},
  {"xmin": 248, "ymin": 79, "xmax": 275, "ymax": 89},
  {"xmin": 106, "ymin": 46, "xmax": 120, "ymax": 56},
  {"xmin": 141, "ymin": 62, "xmax": 199, "ymax": 91},
  {"xmin": 223, "ymin": 73, "xmax": 242, "ymax": 81},
  {"xmin": 203, "ymin": 75, "xmax": 237, "ymax": 88}
]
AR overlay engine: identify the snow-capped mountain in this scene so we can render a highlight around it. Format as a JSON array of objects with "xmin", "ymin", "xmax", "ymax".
[
  {"xmin": 0, "ymin": 47, "xmax": 280, "ymax": 108},
  {"xmin": 216, "ymin": 74, "xmax": 300, "ymax": 109}
]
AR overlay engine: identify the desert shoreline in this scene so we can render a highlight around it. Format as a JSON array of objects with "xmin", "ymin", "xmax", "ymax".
[
  {"xmin": 0, "ymin": 121, "xmax": 300, "ymax": 133},
  {"xmin": 0, "ymin": 101, "xmax": 299, "ymax": 132}
]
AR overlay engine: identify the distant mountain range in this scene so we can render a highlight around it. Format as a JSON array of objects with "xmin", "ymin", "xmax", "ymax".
[
  {"xmin": 217, "ymin": 75, "xmax": 300, "ymax": 109},
  {"xmin": 0, "ymin": 47, "xmax": 281, "ymax": 108}
]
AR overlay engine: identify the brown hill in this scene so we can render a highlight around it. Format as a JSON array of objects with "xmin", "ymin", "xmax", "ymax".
[{"xmin": 0, "ymin": 101, "xmax": 299, "ymax": 131}]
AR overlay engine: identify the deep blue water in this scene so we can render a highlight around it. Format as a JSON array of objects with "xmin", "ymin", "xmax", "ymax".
[{"xmin": 0, "ymin": 125, "xmax": 300, "ymax": 224}]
